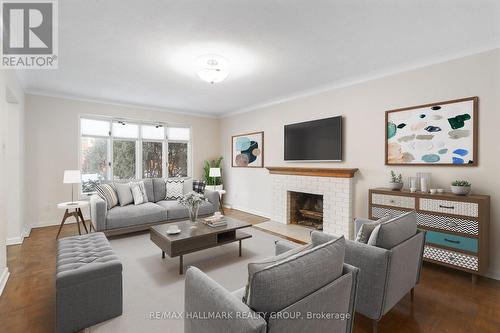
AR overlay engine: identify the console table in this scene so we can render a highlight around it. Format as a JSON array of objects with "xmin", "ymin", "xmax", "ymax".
[{"xmin": 369, "ymin": 188, "xmax": 490, "ymax": 283}]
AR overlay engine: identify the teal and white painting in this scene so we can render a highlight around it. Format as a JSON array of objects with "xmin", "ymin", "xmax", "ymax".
[
  {"xmin": 232, "ymin": 131, "xmax": 264, "ymax": 167},
  {"xmin": 386, "ymin": 97, "xmax": 477, "ymax": 165}
]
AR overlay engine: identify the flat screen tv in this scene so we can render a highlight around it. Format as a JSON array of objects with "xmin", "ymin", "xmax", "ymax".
[{"xmin": 284, "ymin": 116, "xmax": 342, "ymax": 161}]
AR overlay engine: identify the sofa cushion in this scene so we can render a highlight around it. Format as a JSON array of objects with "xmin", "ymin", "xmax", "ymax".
[
  {"xmin": 115, "ymin": 182, "xmax": 133, "ymax": 207},
  {"xmin": 142, "ymin": 178, "xmax": 154, "ymax": 203},
  {"xmin": 183, "ymin": 178, "xmax": 193, "ymax": 194},
  {"xmin": 106, "ymin": 202, "xmax": 166, "ymax": 229},
  {"xmin": 246, "ymin": 236, "xmax": 345, "ymax": 314},
  {"xmin": 375, "ymin": 211, "xmax": 417, "ymax": 249},
  {"xmin": 156, "ymin": 200, "xmax": 189, "ymax": 220},
  {"xmin": 152, "ymin": 178, "xmax": 166, "ymax": 203},
  {"xmin": 156, "ymin": 200, "xmax": 216, "ymax": 220}
]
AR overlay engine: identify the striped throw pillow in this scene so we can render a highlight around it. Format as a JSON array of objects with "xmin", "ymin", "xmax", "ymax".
[
  {"xmin": 165, "ymin": 179, "xmax": 184, "ymax": 200},
  {"xmin": 96, "ymin": 183, "xmax": 118, "ymax": 209}
]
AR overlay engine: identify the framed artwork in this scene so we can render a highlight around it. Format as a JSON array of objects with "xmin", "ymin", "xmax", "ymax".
[
  {"xmin": 385, "ymin": 97, "xmax": 478, "ymax": 166},
  {"xmin": 231, "ymin": 131, "xmax": 264, "ymax": 167}
]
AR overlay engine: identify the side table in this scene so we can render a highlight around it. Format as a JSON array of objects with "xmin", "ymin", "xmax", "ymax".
[
  {"xmin": 216, "ymin": 190, "xmax": 226, "ymax": 214},
  {"xmin": 56, "ymin": 201, "xmax": 92, "ymax": 239}
]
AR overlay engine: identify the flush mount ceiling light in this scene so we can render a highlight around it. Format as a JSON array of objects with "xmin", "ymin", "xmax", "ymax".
[{"xmin": 195, "ymin": 54, "xmax": 229, "ymax": 84}]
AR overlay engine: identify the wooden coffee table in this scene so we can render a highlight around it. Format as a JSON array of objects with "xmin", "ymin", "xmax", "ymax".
[{"xmin": 150, "ymin": 217, "xmax": 252, "ymax": 274}]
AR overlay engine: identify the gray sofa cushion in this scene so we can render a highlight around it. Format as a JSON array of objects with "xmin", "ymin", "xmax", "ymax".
[
  {"xmin": 156, "ymin": 200, "xmax": 216, "ymax": 220},
  {"xmin": 156, "ymin": 200, "xmax": 189, "ymax": 220},
  {"xmin": 247, "ymin": 236, "xmax": 345, "ymax": 314},
  {"xmin": 152, "ymin": 178, "xmax": 166, "ymax": 203},
  {"xmin": 115, "ymin": 182, "xmax": 133, "ymax": 207},
  {"xmin": 142, "ymin": 179, "xmax": 154, "ymax": 203},
  {"xmin": 375, "ymin": 211, "xmax": 417, "ymax": 249},
  {"xmin": 106, "ymin": 202, "xmax": 166, "ymax": 229}
]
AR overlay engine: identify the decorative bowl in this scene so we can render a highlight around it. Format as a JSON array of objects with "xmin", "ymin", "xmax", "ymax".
[
  {"xmin": 451, "ymin": 185, "xmax": 471, "ymax": 196},
  {"xmin": 388, "ymin": 182, "xmax": 404, "ymax": 191}
]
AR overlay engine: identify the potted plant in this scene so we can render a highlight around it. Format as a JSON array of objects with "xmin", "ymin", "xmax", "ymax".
[
  {"xmin": 388, "ymin": 170, "xmax": 403, "ymax": 191},
  {"xmin": 179, "ymin": 192, "xmax": 205, "ymax": 224},
  {"xmin": 451, "ymin": 180, "xmax": 471, "ymax": 195},
  {"xmin": 203, "ymin": 156, "xmax": 223, "ymax": 191}
]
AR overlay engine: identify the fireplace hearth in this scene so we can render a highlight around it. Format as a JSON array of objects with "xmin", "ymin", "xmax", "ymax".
[{"xmin": 288, "ymin": 191, "xmax": 323, "ymax": 230}]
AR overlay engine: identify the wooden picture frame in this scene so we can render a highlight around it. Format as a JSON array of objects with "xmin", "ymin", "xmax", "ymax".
[
  {"xmin": 231, "ymin": 131, "xmax": 264, "ymax": 168},
  {"xmin": 385, "ymin": 97, "xmax": 478, "ymax": 166}
]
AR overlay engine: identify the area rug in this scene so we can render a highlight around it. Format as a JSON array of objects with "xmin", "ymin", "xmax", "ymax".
[{"xmin": 90, "ymin": 227, "xmax": 284, "ymax": 333}]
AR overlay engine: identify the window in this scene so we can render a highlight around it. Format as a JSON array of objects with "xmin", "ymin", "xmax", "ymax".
[
  {"xmin": 167, "ymin": 127, "xmax": 190, "ymax": 178},
  {"xmin": 113, "ymin": 140, "xmax": 136, "ymax": 180},
  {"xmin": 79, "ymin": 117, "xmax": 191, "ymax": 194}
]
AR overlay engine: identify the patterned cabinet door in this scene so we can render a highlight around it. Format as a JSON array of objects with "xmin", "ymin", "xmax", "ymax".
[
  {"xmin": 419, "ymin": 198, "xmax": 479, "ymax": 217},
  {"xmin": 416, "ymin": 213, "xmax": 479, "ymax": 236},
  {"xmin": 372, "ymin": 194, "xmax": 416, "ymax": 209},
  {"xmin": 424, "ymin": 245, "xmax": 478, "ymax": 272}
]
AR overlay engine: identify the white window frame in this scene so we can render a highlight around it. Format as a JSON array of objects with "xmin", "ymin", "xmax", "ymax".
[{"xmin": 78, "ymin": 116, "xmax": 192, "ymax": 196}]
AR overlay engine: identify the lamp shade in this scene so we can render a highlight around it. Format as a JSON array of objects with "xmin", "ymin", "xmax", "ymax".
[
  {"xmin": 63, "ymin": 170, "xmax": 81, "ymax": 184},
  {"xmin": 209, "ymin": 168, "xmax": 221, "ymax": 177}
]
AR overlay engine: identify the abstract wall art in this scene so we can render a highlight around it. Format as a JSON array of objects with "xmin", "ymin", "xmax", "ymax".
[
  {"xmin": 385, "ymin": 97, "xmax": 478, "ymax": 166},
  {"xmin": 232, "ymin": 131, "xmax": 264, "ymax": 167}
]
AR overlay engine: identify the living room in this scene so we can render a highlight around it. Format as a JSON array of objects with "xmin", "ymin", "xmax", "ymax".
[{"xmin": 0, "ymin": 1, "xmax": 499, "ymax": 333}]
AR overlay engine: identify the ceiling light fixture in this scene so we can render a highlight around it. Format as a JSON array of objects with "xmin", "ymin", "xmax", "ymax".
[{"xmin": 195, "ymin": 54, "xmax": 229, "ymax": 84}]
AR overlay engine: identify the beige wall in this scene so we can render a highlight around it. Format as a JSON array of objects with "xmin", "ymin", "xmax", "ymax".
[
  {"xmin": 219, "ymin": 49, "xmax": 500, "ymax": 278},
  {"xmin": 0, "ymin": 70, "xmax": 26, "ymax": 294},
  {"xmin": 25, "ymin": 94, "xmax": 220, "ymax": 227}
]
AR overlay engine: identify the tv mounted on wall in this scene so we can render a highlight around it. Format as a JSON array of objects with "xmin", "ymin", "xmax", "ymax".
[{"xmin": 284, "ymin": 116, "xmax": 342, "ymax": 161}]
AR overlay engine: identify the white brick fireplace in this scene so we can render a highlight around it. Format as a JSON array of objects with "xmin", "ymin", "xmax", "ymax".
[{"xmin": 267, "ymin": 167, "xmax": 358, "ymax": 239}]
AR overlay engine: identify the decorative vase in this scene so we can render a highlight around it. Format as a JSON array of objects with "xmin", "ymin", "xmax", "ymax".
[
  {"xmin": 388, "ymin": 182, "xmax": 403, "ymax": 191},
  {"xmin": 451, "ymin": 185, "xmax": 471, "ymax": 196},
  {"xmin": 188, "ymin": 205, "xmax": 200, "ymax": 223}
]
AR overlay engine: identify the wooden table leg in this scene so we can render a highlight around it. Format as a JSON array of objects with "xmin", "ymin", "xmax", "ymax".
[
  {"xmin": 74, "ymin": 211, "xmax": 82, "ymax": 235},
  {"xmin": 219, "ymin": 195, "xmax": 225, "ymax": 214},
  {"xmin": 472, "ymin": 274, "xmax": 478, "ymax": 284},
  {"xmin": 162, "ymin": 251, "xmax": 165, "ymax": 259},
  {"xmin": 77, "ymin": 208, "xmax": 88, "ymax": 234},
  {"xmin": 179, "ymin": 255, "xmax": 184, "ymax": 275},
  {"xmin": 56, "ymin": 209, "xmax": 70, "ymax": 239},
  {"xmin": 239, "ymin": 239, "xmax": 242, "ymax": 257}
]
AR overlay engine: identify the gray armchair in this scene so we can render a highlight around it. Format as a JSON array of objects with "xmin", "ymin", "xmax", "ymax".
[
  {"xmin": 350, "ymin": 217, "xmax": 426, "ymax": 333},
  {"xmin": 184, "ymin": 232, "xmax": 359, "ymax": 333}
]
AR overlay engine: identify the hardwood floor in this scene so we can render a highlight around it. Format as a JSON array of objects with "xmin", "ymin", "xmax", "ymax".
[{"xmin": 1, "ymin": 209, "xmax": 499, "ymax": 333}]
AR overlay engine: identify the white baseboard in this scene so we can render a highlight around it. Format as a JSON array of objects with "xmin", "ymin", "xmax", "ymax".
[
  {"xmin": 6, "ymin": 225, "xmax": 34, "ymax": 246},
  {"xmin": 226, "ymin": 204, "xmax": 271, "ymax": 219},
  {"xmin": 6, "ymin": 236, "xmax": 23, "ymax": 246},
  {"xmin": 0, "ymin": 268, "xmax": 10, "ymax": 296}
]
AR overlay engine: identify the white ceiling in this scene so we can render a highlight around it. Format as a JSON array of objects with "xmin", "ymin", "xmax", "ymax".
[{"xmin": 17, "ymin": 0, "xmax": 500, "ymax": 116}]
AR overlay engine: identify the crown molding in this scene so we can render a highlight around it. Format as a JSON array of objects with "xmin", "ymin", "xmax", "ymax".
[
  {"xmin": 220, "ymin": 44, "xmax": 500, "ymax": 118},
  {"xmin": 25, "ymin": 90, "xmax": 219, "ymax": 119}
]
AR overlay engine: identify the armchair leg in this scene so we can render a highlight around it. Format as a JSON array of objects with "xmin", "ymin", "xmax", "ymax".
[
  {"xmin": 372, "ymin": 319, "xmax": 378, "ymax": 333},
  {"xmin": 410, "ymin": 287, "xmax": 415, "ymax": 302}
]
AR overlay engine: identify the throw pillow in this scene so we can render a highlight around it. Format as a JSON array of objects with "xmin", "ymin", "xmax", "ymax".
[
  {"xmin": 96, "ymin": 183, "xmax": 118, "ymax": 209},
  {"xmin": 246, "ymin": 236, "xmax": 345, "ymax": 314},
  {"xmin": 192, "ymin": 180, "xmax": 206, "ymax": 194},
  {"xmin": 355, "ymin": 215, "xmax": 391, "ymax": 243},
  {"xmin": 165, "ymin": 179, "xmax": 184, "ymax": 200},
  {"xmin": 130, "ymin": 181, "xmax": 148, "ymax": 205},
  {"xmin": 115, "ymin": 182, "xmax": 133, "ymax": 206},
  {"xmin": 183, "ymin": 178, "xmax": 193, "ymax": 194}
]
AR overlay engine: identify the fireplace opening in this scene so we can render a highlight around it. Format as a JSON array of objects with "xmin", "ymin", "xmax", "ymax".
[{"xmin": 288, "ymin": 191, "xmax": 323, "ymax": 230}]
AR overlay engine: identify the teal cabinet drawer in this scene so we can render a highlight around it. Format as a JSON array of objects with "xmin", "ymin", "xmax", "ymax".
[{"xmin": 425, "ymin": 231, "xmax": 478, "ymax": 253}]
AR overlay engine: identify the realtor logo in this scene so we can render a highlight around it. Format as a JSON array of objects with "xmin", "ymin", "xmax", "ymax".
[{"xmin": 1, "ymin": 0, "xmax": 58, "ymax": 69}]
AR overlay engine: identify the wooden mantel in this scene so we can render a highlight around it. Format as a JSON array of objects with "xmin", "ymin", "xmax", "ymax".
[{"xmin": 265, "ymin": 167, "xmax": 358, "ymax": 178}]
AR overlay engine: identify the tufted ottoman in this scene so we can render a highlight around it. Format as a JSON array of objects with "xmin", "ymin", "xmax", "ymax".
[{"xmin": 56, "ymin": 232, "xmax": 122, "ymax": 333}]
